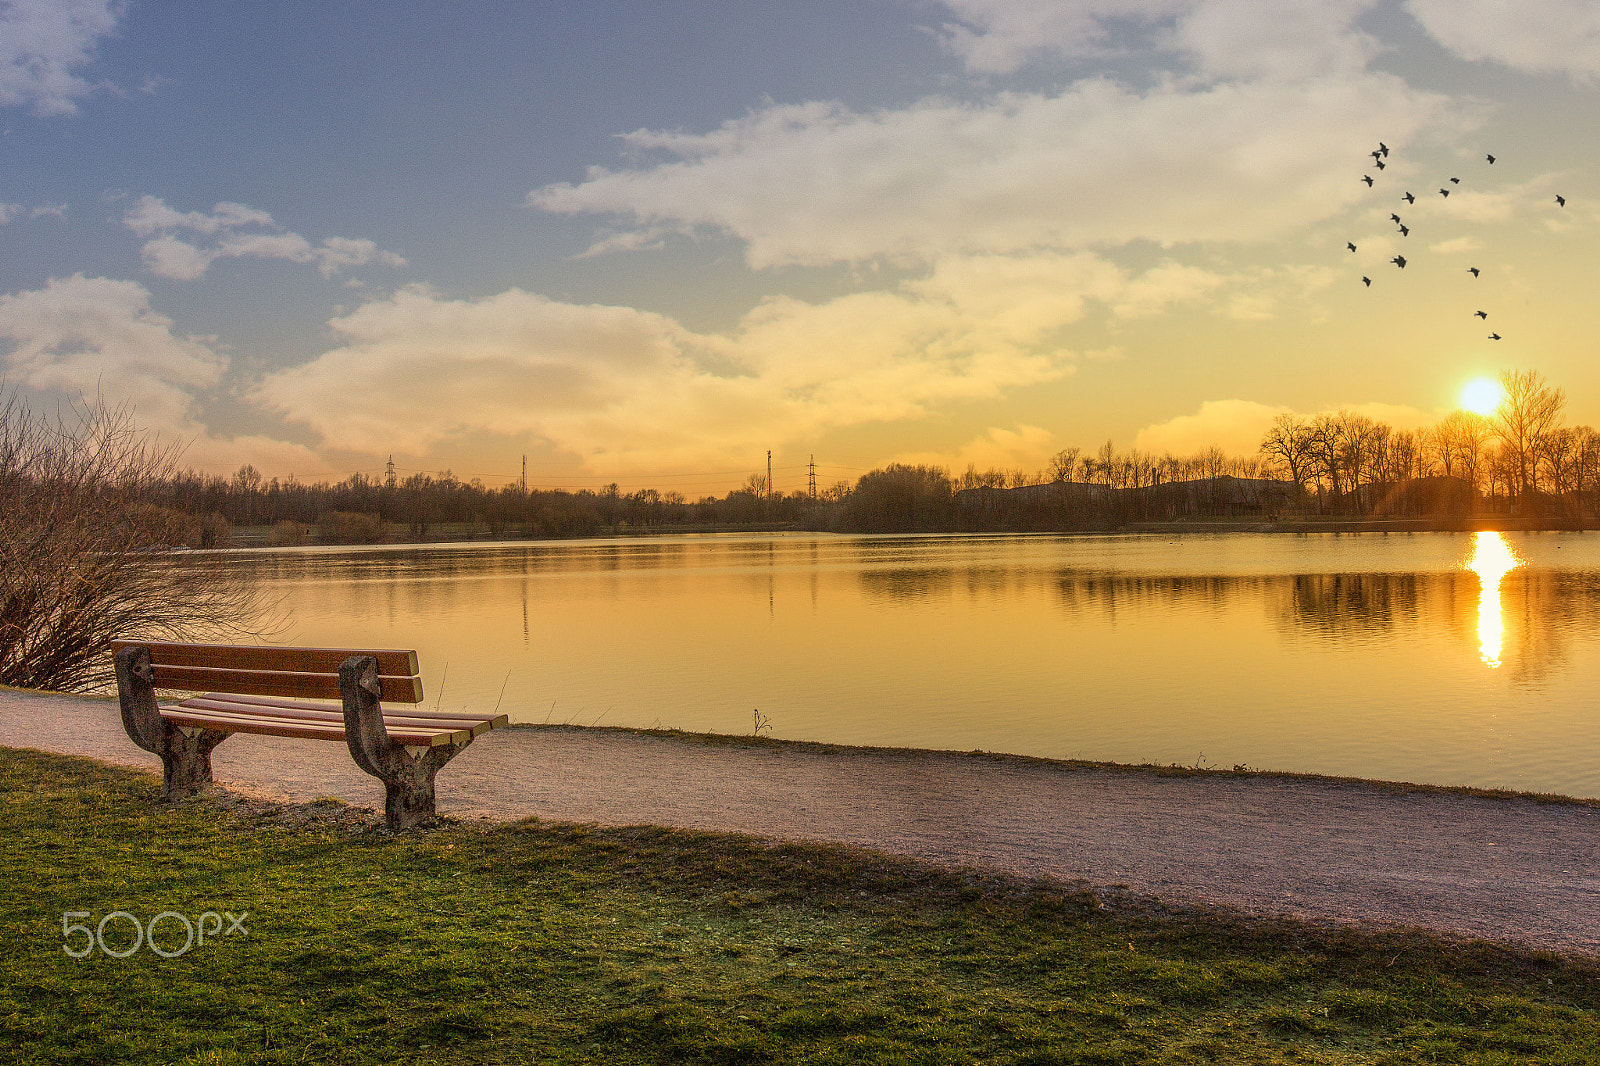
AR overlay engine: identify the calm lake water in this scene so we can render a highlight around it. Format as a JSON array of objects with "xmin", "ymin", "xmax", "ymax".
[{"xmin": 198, "ymin": 531, "xmax": 1600, "ymax": 798}]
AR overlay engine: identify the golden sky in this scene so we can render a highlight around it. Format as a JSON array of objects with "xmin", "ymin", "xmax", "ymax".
[{"xmin": 3, "ymin": 1, "xmax": 1599, "ymax": 493}]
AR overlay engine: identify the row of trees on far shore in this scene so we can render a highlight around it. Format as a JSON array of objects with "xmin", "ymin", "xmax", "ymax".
[
  {"xmin": 14, "ymin": 368, "xmax": 1595, "ymax": 559},
  {"xmin": 142, "ymin": 370, "xmax": 1589, "ymax": 539}
]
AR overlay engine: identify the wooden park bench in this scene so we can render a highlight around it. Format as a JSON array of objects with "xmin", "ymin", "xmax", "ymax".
[{"xmin": 111, "ymin": 640, "xmax": 507, "ymax": 830}]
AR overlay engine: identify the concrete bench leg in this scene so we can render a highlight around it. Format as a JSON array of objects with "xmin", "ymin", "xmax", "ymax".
[
  {"xmin": 380, "ymin": 745, "xmax": 464, "ymax": 831},
  {"xmin": 340, "ymin": 655, "xmax": 465, "ymax": 831},
  {"xmin": 115, "ymin": 645, "xmax": 231, "ymax": 800},
  {"xmin": 161, "ymin": 725, "xmax": 231, "ymax": 799}
]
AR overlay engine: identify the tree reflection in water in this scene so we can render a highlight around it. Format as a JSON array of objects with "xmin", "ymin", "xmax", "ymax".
[{"xmin": 1036, "ymin": 538, "xmax": 1599, "ymax": 685}]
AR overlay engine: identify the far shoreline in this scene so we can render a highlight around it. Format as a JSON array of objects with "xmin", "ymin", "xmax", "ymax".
[{"xmin": 216, "ymin": 514, "xmax": 1592, "ymax": 548}]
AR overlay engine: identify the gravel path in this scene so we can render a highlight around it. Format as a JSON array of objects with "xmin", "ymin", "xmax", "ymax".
[{"xmin": 5, "ymin": 685, "xmax": 1599, "ymax": 955}]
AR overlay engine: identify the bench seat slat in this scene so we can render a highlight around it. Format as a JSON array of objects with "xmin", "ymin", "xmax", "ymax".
[
  {"xmin": 175, "ymin": 696, "xmax": 505, "ymax": 736},
  {"xmin": 162, "ymin": 708, "xmax": 469, "ymax": 747},
  {"xmin": 111, "ymin": 640, "xmax": 418, "ymax": 677},
  {"xmin": 186, "ymin": 693, "xmax": 503, "ymax": 729},
  {"xmin": 160, "ymin": 706, "xmax": 472, "ymax": 747},
  {"xmin": 148, "ymin": 664, "xmax": 424, "ymax": 704}
]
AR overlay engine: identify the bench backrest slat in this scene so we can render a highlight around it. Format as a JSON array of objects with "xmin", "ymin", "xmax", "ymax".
[
  {"xmin": 112, "ymin": 640, "xmax": 425, "ymax": 704},
  {"xmin": 147, "ymin": 664, "xmax": 422, "ymax": 704},
  {"xmin": 111, "ymin": 640, "xmax": 417, "ymax": 677}
]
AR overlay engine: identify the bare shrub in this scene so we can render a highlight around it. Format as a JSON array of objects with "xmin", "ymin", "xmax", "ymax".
[
  {"xmin": 318, "ymin": 510, "xmax": 386, "ymax": 544},
  {"xmin": 0, "ymin": 388, "xmax": 274, "ymax": 692},
  {"xmin": 268, "ymin": 519, "xmax": 308, "ymax": 547}
]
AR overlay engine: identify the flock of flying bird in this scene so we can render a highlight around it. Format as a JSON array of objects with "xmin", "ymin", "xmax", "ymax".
[{"xmin": 1346, "ymin": 141, "xmax": 1569, "ymax": 343}]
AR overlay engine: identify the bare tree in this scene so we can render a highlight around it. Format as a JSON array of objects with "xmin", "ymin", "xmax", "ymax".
[
  {"xmin": 1435, "ymin": 410, "xmax": 1493, "ymax": 498},
  {"xmin": 1094, "ymin": 440, "xmax": 1116, "ymax": 489},
  {"xmin": 1542, "ymin": 427, "xmax": 1581, "ymax": 510},
  {"xmin": 1339, "ymin": 412, "xmax": 1382, "ymax": 513},
  {"xmin": 1045, "ymin": 447, "xmax": 1081, "ymax": 483},
  {"xmin": 1576, "ymin": 427, "xmax": 1600, "ymax": 518},
  {"xmin": 1305, "ymin": 413, "xmax": 1343, "ymax": 508},
  {"xmin": 1258, "ymin": 413, "xmax": 1314, "ymax": 492},
  {"xmin": 0, "ymin": 388, "xmax": 274, "ymax": 692},
  {"xmin": 1495, "ymin": 368, "xmax": 1566, "ymax": 500}
]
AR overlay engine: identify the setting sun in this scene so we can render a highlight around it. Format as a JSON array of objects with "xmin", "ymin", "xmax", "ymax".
[{"xmin": 1461, "ymin": 377, "xmax": 1504, "ymax": 415}]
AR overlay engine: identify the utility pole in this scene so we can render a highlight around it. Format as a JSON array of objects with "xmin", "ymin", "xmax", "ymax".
[
  {"xmin": 767, "ymin": 449, "xmax": 773, "ymax": 500},
  {"xmin": 808, "ymin": 455, "xmax": 817, "ymax": 500},
  {"xmin": 521, "ymin": 454, "xmax": 527, "ymax": 493}
]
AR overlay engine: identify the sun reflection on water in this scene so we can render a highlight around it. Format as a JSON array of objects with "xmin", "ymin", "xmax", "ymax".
[{"xmin": 1468, "ymin": 531, "xmax": 1520, "ymax": 668}]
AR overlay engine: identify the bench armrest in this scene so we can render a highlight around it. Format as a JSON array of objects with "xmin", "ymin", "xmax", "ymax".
[
  {"xmin": 338, "ymin": 655, "xmax": 394, "ymax": 777},
  {"xmin": 114, "ymin": 645, "xmax": 165, "ymax": 754}
]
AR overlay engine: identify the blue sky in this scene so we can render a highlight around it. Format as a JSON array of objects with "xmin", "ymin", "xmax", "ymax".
[{"xmin": 3, "ymin": 1, "xmax": 1599, "ymax": 492}]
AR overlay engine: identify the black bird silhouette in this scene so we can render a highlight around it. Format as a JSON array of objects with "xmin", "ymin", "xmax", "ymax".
[
  {"xmin": 1450, "ymin": 177, "xmax": 1460, "ymax": 184},
  {"xmin": 1362, "ymin": 276, "xmax": 1371, "ymax": 287},
  {"xmin": 1362, "ymin": 175, "xmax": 1375, "ymax": 186},
  {"xmin": 1347, "ymin": 242, "xmax": 1357, "ymax": 252},
  {"xmin": 1439, "ymin": 188, "xmax": 1450, "ymax": 197},
  {"xmin": 1489, "ymin": 333, "xmax": 1502, "ymax": 340},
  {"xmin": 1392, "ymin": 255, "xmax": 1407, "ymax": 268},
  {"xmin": 1402, "ymin": 192, "xmax": 1415, "ymax": 204},
  {"xmin": 1371, "ymin": 150, "xmax": 1383, "ymax": 162},
  {"xmin": 1468, "ymin": 267, "xmax": 1480, "ymax": 277},
  {"xmin": 1556, "ymin": 195, "xmax": 1566, "ymax": 207},
  {"xmin": 1375, "ymin": 159, "xmax": 1386, "ymax": 170},
  {"xmin": 1379, "ymin": 142, "xmax": 1389, "ymax": 156},
  {"xmin": 1486, "ymin": 154, "xmax": 1496, "ymax": 164},
  {"xmin": 1398, "ymin": 224, "xmax": 1409, "ymax": 236},
  {"xmin": 1475, "ymin": 311, "xmax": 1488, "ymax": 319},
  {"xmin": 1390, "ymin": 213, "xmax": 1401, "ymax": 223}
]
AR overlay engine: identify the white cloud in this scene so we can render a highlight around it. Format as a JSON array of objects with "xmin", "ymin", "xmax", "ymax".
[
  {"xmin": 123, "ymin": 196, "xmax": 406, "ymax": 280},
  {"xmin": 933, "ymin": 0, "xmax": 1184, "ymax": 74},
  {"xmin": 1174, "ymin": 0, "xmax": 1383, "ymax": 80},
  {"xmin": 0, "ymin": 201, "xmax": 68, "ymax": 223},
  {"xmin": 0, "ymin": 273, "xmax": 321, "ymax": 472},
  {"xmin": 0, "ymin": 273, "xmax": 223, "ymax": 429},
  {"xmin": 1111, "ymin": 260, "xmax": 1229, "ymax": 318},
  {"xmin": 0, "ymin": 0, "xmax": 119, "ymax": 116},
  {"xmin": 1134, "ymin": 398, "xmax": 1288, "ymax": 455},
  {"xmin": 901, "ymin": 251, "xmax": 1125, "ymax": 343},
  {"xmin": 1407, "ymin": 0, "xmax": 1600, "ymax": 81},
  {"xmin": 138, "ymin": 235, "xmax": 212, "ymax": 282},
  {"xmin": 250, "ymin": 282, "xmax": 1065, "ymax": 472},
  {"xmin": 897, "ymin": 424, "xmax": 1060, "ymax": 473},
  {"xmin": 531, "ymin": 73, "xmax": 1450, "ymax": 269},
  {"xmin": 934, "ymin": 0, "xmax": 1384, "ymax": 80},
  {"xmin": 252, "ymin": 253, "xmax": 1228, "ymax": 474},
  {"xmin": 123, "ymin": 197, "xmax": 273, "ymax": 238}
]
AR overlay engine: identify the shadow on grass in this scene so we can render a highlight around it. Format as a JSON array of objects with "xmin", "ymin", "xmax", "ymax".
[{"xmin": 2, "ymin": 747, "xmax": 1598, "ymax": 1065}]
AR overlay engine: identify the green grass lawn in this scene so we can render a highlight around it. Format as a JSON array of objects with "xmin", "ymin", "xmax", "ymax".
[{"xmin": 1, "ymin": 748, "xmax": 1597, "ymax": 1064}]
